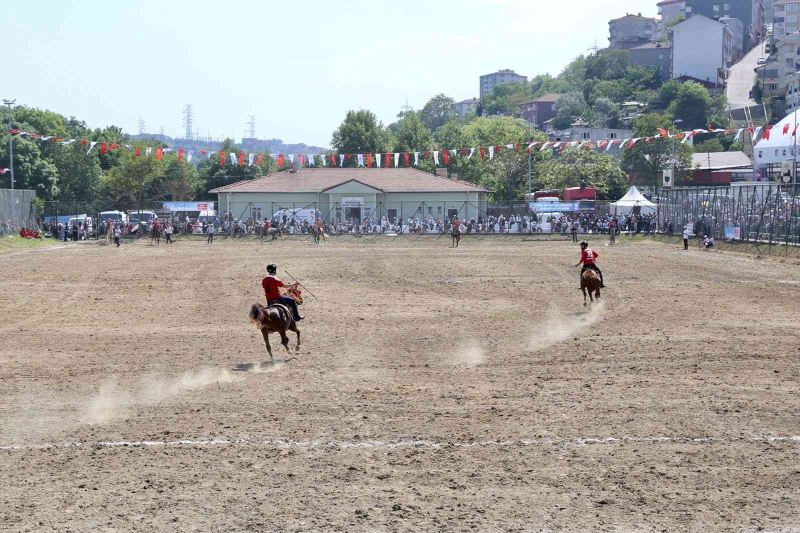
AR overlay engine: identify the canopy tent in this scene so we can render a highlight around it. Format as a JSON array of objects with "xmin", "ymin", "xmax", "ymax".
[
  {"xmin": 754, "ymin": 110, "xmax": 800, "ymax": 165},
  {"xmin": 610, "ymin": 186, "xmax": 657, "ymax": 214}
]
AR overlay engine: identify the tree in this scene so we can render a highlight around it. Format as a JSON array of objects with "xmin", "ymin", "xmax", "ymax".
[
  {"xmin": 391, "ymin": 112, "xmax": 432, "ymax": 152},
  {"xmin": 483, "ymin": 82, "xmax": 531, "ymax": 116},
  {"xmin": 558, "ymin": 55, "xmax": 587, "ymax": 91},
  {"xmin": 161, "ymin": 156, "xmax": 201, "ymax": 201},
  {"xmin": 668, "ymin": 82, "xmax": 713, "ymax": 129},
  {"xmin": 590, "ymin": 97, "xmax": 622, "ymax": 128},
  {"xmin": 552, "ymin": 92, "xmax": 587, "ymax": 129},
  {"xmin": 536, "ymin": 148, "xmax": 628, "ymax": 199},
  {"xmin": 585, "ymin": 49, "xmax": 630, "ymax": 81},
  {"xmin": 693, "ymin": 139, "xmax": 724, "ymax": 153},
  {"xmin": 196, "ymin": 139, "xmax": 272, "ymax": 199},
  {"xmin": 331, "ymin": 109, "xmax": 391, "ymax": 154},
  {"xmin": 101, "ymin": 152, "xmax": 165, "ymax": 209},
  {"xmin": 46, "ymin": 143, "xmax": 103, "ymax": 202},
  {"xmin": 622, "ymin": 113, "xmax": 692, "ymax": 187},
  {"xmin": 419, "ymin": 94, "xmax": 456, "ymax": 131}
]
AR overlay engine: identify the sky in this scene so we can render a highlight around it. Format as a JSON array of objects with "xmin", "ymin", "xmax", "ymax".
[{"xmin": 6, "ymin": 0, "xmax": 658, "ymax": 147}]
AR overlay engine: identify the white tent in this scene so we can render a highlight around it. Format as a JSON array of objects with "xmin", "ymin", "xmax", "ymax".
[
  {"xmin": 754, "ymin": 110, "xmax": 800, "ymax": 165},
  {"xmin": 610, "ymin": 186, "xmax": 657, "ymax": 214}
]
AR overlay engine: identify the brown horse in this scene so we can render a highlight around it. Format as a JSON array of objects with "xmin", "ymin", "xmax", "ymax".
[
  {"xmin": 150, "ymin": 224, "xmax": 161, "ymax": 246},
  {"xmin": 581, "ymin": 269, "xmax": 601, "ymax": 306},
  {"xmin": 451, "ymin": 226, "xmax": 462, "ymax": 248},
  {"xmin": 248, "ymin": 302, "xmax": 301, "ymax": 360}
]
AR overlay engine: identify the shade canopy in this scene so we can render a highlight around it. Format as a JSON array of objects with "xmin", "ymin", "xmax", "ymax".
[
  {"xmin": 610, "ymin": 186, "xmax": 657, "ymax": 214},
  {"xmin": 754, "ymin": 110, "xmax": 800, "ymax": 164}
]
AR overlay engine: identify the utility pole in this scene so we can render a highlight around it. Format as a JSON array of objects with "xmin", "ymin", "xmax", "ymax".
[{"xmin": 4, "ymin": 99, "xmax": 16, "ymax": 226}]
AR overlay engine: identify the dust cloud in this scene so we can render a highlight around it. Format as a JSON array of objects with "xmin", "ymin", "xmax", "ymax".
[
  {"xmin": 85, "ymin": 367, "xmax": 239, "ymax": 425},
  {"xmin": 528, "ymin": 302, "xmax": 607, "ymax": 353},
  {"xmin": 450, "ymin": 340, "xmax": 486, "ymax": 368}
]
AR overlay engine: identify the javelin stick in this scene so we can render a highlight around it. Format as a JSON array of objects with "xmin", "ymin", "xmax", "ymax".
[{"xmin": 284, "ymin": 270, "xmax": 317, "ymax": 298}]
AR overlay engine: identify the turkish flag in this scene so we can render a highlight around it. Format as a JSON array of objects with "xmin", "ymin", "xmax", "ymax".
[
  {"xmin": 783, "ymin": 123, "xmax": 790, "ymax": 135},
  {"xmin": 366, "ymin": 153, "xmax": 373, "ymax": 167},
  {"xmin": 99, "ymin": 142, "xmax": 108, "ymax": 156},
  {"xmin": 384, "ymin": 153, "xmax": 391, "ymax": 167},
  {"xmin": 238, "ymin": 152, "xmax": 245, "ymax": 167},
  {"xmin": 155, "ymin": 148, "xmax": 164, "ymax": 160},
  {"xmin": 403, "ymin": 152, "xmax": 410, "ymax": 166},
  {"xmin": 256, "ymin": 153, "xmax": 263, "ymax": 166},
  {"xmin": 442, "ymin": 151, "xmax": 450, "ymax": 165},
  {"xmin": 299, "ymin": 154, "xmax": 305, "ymax": 166},
  {"xmin": 329, "ymin": 155, "xmax": 337, "ymax": 166},
  {"xmin": 134, "ymin": 147, "xmax": 140, "ymax": 158},
  {"xmin": 480, "ymin": 147, "xmax": 486, "ymax": 160},
  {"xmin": 763, "ymin": 126, "xmax": 771, "ymax": 140},
  {"xmin": 277, "ymin": 154, "xmax": 284, "ymax": 168},
  {"xmin": 219, "ymin": 152, "xmax": 226, "ymax": 166}
]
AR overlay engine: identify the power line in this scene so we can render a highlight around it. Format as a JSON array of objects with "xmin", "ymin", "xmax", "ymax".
[{"xmin": 182, "ymin": 105, "xmax": 194, "ymax": 140}]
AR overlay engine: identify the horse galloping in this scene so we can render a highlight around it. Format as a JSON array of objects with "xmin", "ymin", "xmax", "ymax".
[
  {"xmin": 248, "ymin": 302, "xmax": 301, "ymax": 360},
  {"xmin": 451, "ymin": 226, "xmax": 462, "ymax": 248},
  {"xmin": 580, "ymin": 269, "xmax": 601, "ymax": 306}
]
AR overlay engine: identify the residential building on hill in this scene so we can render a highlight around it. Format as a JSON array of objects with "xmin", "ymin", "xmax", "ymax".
[
  {"xmin": 773, "ymin": 0, "xmax": 800, "ymax": 40},
  {"xmin": 775, "ymin": 32, "xmax": 800, "ymax": 93},
  {"xmin": 520, "ymin": 94, "xmax": 561, "ymax": 129},
  {"xmin": 609, "ymin": 13, "xmax": 658, "ymax": 49},
  {"xmin": 672, "ymin": 15, "xmax": 734, "ymax": 85},
  {"xmin": 658, "ymin": 0, "xmax": 686, "ymax": 36},
  {"xmin": 454, "ymin": 98, "xmax": 479, "ymax": 118},
  {"xmin": 719, "ymin": 16, "xmax": 745, "ymax": 60},
  {"xmin": 684, "ymin": 0, "xmax": 765, "ymax": 49},
  {"xmin": 630, "ymin": 42, "xmax": 673, "ymax": 78},
  {"xmin": 479, "ymin": 69, "xmax": 527, "ymax": 100}
]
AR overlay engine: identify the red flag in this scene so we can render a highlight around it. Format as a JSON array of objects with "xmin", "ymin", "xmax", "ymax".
[
  {"xmin": 514, "ymin": 143, "xmax": 521, "ymax": 151},
  {"xmin": 155, "ymin": 148, "xmax": 164, "ymax": 160},
  {"xmin": 134, "ymin": 147, "xmax": 141, "ymax": 158},
  {"xmin": 329, "ymin": 155, "xmax": 337, "ymax": 166},
  {"xmin": 277, "ymin": 154, "xmax": 284, "ymax": 168},
  {"xmin": 219, "ymin": 152, "xmax": 226, "ymax": 166},
  {"xmin": 598, "ymin": 140, "xmax": 609, "ymax": 150},
  {"xmin": 298, "ymin": 154, "xmax": 305, "ymax": 166},
  {"xmin": 238, "ymin": 152, "xmax": 245, "ymax": 167},
  {"xmin": 99, "ymin": 142, "xmax": 107, "ymax": 156},
  {"xmin": 783, "ymin": 123, "xmax": 790, "ymax": 135},
  {"xmin": 495, "ymin": 145, "xmax": 502, "ymax": 154},
  {"xmin": 707, "ymin": 123, "xmax": 714, "ymax": 131},
  {"xmin": 200, "ymin": 149, "xmax": 207, "ymax": 156},
  {"xmin": 748, "ymin": 126, "xmax": 754, "ymax": 134},
  {"xmin": 657, "ymin": 128, "xmax": 668, "ymax": 138},
  {"xmin": 178, "ymin": 149, "xmax": 184, "ymax": 162},
  {"xmin": 366, "ymin": 153, "xmax": 373, "ymax": 167},
  {"xmin": 256, "ymin": 153, "xmax": 264, "ymax": 166},
  {"xmin": 80, "ymin": 139, "xmax": 88, "ymax": 147},
  {"xmin": 480, "ymin": 147, "xmax": 486, "ymax": 160},
  {"xmin": 442, "ymin": 151, "xmax": 450, "ymax": 165},
  {"xmin": 763, "ymin": 125, "xmax": 771, "ymax": 140},
  {"xmin": 384, "ymin": 153, "xmax": 391, "ymax": 167}
]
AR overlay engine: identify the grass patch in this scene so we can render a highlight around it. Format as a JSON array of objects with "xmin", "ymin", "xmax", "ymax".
[{"xmin": 0, "ymin": 235, "xmax": 56, "ymax": 254}]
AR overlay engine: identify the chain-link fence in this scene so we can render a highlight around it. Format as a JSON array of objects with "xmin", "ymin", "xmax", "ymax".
[
  {"xmin": 0, "ymin": 189, "xmax": 37, "ymax": 235},
  {"xmin": 648, "ymin": 185, "xmax": 800, "ymax": 247}
]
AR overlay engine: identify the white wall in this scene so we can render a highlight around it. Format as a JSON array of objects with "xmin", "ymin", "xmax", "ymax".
[{"xmin": 672, "ymin": 16, "xmax": 725, "ymax": 84}]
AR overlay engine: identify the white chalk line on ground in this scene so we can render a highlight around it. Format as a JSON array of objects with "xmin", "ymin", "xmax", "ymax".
[{"xmin": 1, "ymin": 435, "xmax": 799, "ymax": 452}]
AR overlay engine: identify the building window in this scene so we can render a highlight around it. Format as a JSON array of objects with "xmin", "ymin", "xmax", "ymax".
[
  {"xmin": 610, "ymin": 132, "xmax": 618, "ymax": 139},
  {"xmin": 723, "ymin": 3, "xmax": 729, "ymax": 10},
  {"xmin": 713, "ymin": 4, "xmax": 720, "ymax": 12},
  {"xmin": 789, "ymin": 3, "xmax": 798, "ymax": 12},
  {"xmin": 583, "ymin": 132, "xmax": 590, "ymax": 139}
]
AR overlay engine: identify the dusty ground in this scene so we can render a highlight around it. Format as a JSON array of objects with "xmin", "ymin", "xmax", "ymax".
[{"xmin": 0, "ymin": 235, "xmax": 798, "ymax": 532}]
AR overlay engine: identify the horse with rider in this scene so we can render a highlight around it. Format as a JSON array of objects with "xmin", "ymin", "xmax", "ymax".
[{"xmin": 250, "ymin": 264, "xmax": 304, "ymax": 359}]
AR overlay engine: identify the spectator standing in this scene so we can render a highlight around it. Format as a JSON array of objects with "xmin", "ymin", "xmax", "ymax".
[
  {"xmin": 207, "ymin": 223, "xmax": 215, "ymax": 245},
  {"xmin": 570, "ymin": 221, "xmax": 578, "ymax": 243},
  {"xmin": 682, "ymin": 225, "xmax": 690, "ymax": 251},
  {"xmin": 113, "ymin": 225, "xmax": 121, "ymax": 247},
  {"xmin": 165, "ymin": 223, "xmax": 174, "ymax": 244},
  {"xmin": 609, "ymin": 218, "xmax": 617, "ymax": 245}
]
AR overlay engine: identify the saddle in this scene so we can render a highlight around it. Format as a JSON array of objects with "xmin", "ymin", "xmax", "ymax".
[{"xmin": 267, "ymin": 302, "xmax": 293, "ymax": 324}]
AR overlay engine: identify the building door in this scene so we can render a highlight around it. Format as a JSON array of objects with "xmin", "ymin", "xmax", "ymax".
[
  {"xmin": 387, "ymin": 209, "xmax": 398, "ymax": 222},
  {"xmin": 345, "ymin": 207, "xmax": 362, "ymax": 221},
  {"xmin": 447, "ymin": 209, "xmax": 459, "ymax": 220}
]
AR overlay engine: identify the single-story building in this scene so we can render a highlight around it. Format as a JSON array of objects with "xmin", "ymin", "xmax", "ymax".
[
  {"xmin": 687, "ymin": 151, "xmax": 752, "ymax": 185},
  {"xmin": 210, "ymin": 167, "xmax": 490, "ymax": 224}
]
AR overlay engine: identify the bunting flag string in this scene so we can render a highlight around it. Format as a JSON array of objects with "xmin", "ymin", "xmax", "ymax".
[{"xmin": 6, "ymin": 124, "xmax": 768, "ymax": 173}]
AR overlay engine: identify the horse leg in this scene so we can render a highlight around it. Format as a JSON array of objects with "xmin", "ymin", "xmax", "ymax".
[
  {"xmin": 261, "ymin": 329, "xmax": 273, "ymax": 361},
  {"xmin": 280, "ymin": 330, "xmax": 291, "ymax": 354},
  {"xmin": 582, "ymin": 286, "xmax": 587, "ymax": 307},
  {"xmin": 290, "ymin": 324, "xmax": 301, "ymax": 353}
]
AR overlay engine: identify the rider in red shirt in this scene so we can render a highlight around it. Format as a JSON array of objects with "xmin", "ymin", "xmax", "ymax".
[
  {"xmin": 262, "ymin": 264, "xmax": 303, "ymax": 321},
  {"xmin": 575, "ymin": 241, "xmax": 605, "ymax": 288}
]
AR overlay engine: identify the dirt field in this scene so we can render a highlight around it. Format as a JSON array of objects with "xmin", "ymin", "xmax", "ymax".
[{"xmin": 1, "ymin": 235, "xmax": 799, "ymax": 532}]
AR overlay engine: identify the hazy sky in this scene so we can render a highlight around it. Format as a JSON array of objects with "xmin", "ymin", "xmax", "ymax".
[{"xmin": 6, "ymin": 0, "xmax": 658, "ymax": 147}]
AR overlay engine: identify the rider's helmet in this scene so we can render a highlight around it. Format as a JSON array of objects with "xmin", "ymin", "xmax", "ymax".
[
  {"xmin": 266, "ymin": 264, "xmax": 277, "ymax": 275},
  {"xmin": 580, "ymin": 241, "xmax": 588, "ymax": 249}
]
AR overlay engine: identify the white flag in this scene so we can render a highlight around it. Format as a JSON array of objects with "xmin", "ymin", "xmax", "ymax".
[
  {"xmin": 230, "ymin": 153, "xmax": 237, "ymax": 166},
  {"xmin": 734, "ymin": 128, "xmax": 743, "ymax": 142},
  {"xmin": 288, "ymin": 154, "xmax": 295, "ymax": 165},
  {"xmin": 339, "ymin": 154, "xmax": 345, "ymax": 167},
  {"xmin": 307, "ymin": 154, "xmax": 315, "ymax": 166},
  {"xmin": 376, "ymin": 153, "xmax": 381, "ymax": 168},
  {"xmin": 753, "ymin": 127, "xmax": 763, "ymax": 140},
  {"xmin": 605, "ymin": 141, "xmax": 614, "ymax": 152},
  {"xmin": 540, "ymin": 142, "xmax": 551, "ymax": 152},
  {"xmin": 61, "ymin": 139, "xmax": 76, "ymax": 145},
  {"xmin": 506, "ymin": 143, "xmax": 514, "ymax": 150},
  {"xmin": 248, "ymin": 153, "xmax": 255, "ymax": 167},
  {"xmin": 488, "ymin": 146, "xmax": 495, "ymax": 159},
  {"xmin": 433, "ymin": 151, "xmax": 439, "ymax": 166},
  {"xmin": 413, "ymin": 152, "xmax": 419, "ymax": 166},
  {"xmin": 467, "ymin": 148, "xmax": 475, "ymax": 159},
  {"xmin": 42, "ymin": 136, "xmax": 53, "ymax": 141},
  {"xmin": 187, "ymin": 151, "xmax": 194, "ymax": 163},
  {"xmin": 355, "ymin": 154, "xmax": 363, "ymax": 167},
  {"xmin": 145, "ymin": 147, "xmax": 153, "ymax": 156},
  {"xmin": 321, "ymin": 154, "xmax": 327, "ymax": 166},
  {"xmin": 394, "ymin": 153, "xmax": 400, "ymax": 167},
  {"xmin": 87, "ymin": 141, "xmax": 98, "ymax": 154}
]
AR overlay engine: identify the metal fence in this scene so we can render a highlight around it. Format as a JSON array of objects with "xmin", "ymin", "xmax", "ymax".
[
  {"xmin": 648, "ymin": 184, "xmax": 800, "ymax": 246},
  {"xmin": 0, "ymin": 189, "xmax": 37, "ymax": 235}
]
